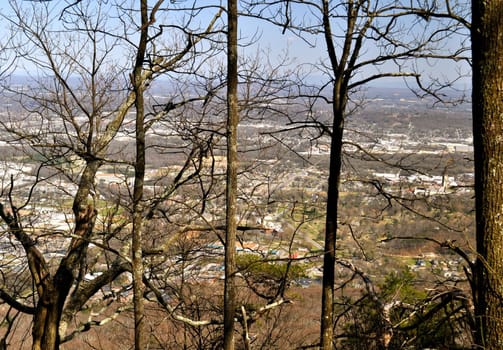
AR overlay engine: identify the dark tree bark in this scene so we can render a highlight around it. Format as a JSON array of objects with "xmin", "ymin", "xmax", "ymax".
[
  {"xmin": 224, "ymin": 0, "xmax": 238, "ymax": 349},
  {"xmin": 319, "ymin": 1, "xmax": 352, "ymax": 347},
  {"xmin": 471, "ymin": 0, "xmax": 503, "ymax": 348}
]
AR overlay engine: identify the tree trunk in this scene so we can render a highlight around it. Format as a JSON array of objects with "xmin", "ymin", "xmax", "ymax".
[
  {"xmin": 320, "ymin": 91, "xmax": 345, "ymax": 350},
  {"xmin": 32, "ymin": 287, "xmax": 62, "ymax": 350},
  {"xmin": 31, "ymin": 245, "xmax": 88, "ymax": 349},
  {"xmin": 224, "ymin": 0, "xmax": 238, "ymax": 349},
  {"xmin": 131, "ymin": 0, "xmax": 149, "ymax": 348},
  {"xmin": 30, "ymin": 189, "xmax": 96, "ymax": 350},
  {"xmin": 319, "ymin": 0, "xmax": 349, "ymax": 346},
  {"xmin": 471, "ymin": 0, "xmax": 503, "ymax": 348}
]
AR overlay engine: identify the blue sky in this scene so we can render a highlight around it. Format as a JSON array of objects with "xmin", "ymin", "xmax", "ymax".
[
  {"xmin": 236, "ymin": 0, "xmax": 471, "ymax": 90},
  {"xmin": 0, "ymin": 0, "xmax": 471, "ymax": 91}
]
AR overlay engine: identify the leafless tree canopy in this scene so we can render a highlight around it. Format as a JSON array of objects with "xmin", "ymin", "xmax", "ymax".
[{"xmin": 0, "ymin": 1, "xmax": 493, "ymax": 349}]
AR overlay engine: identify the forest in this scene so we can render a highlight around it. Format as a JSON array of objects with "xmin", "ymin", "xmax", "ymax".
[{"xmin": 0, "ymin": 1, "xmax": 501, "ymax": 350}]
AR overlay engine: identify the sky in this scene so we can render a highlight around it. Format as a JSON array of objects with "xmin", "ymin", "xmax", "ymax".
[
  {"xmin": 236, "ymin": 0, "xmax": 471, "ymax": 91},
  {"xmin": 0, "ymin": 0, "xmax": 471, "ymax": 92}
]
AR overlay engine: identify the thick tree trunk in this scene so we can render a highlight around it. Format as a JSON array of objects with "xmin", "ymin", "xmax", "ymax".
[
  {"xmin": 471, "ymin": 0, "xmax": 503, "ymax": 348},
  {"xmin": 32, "ymin": 244, "xmax": 88, "ymax": 349},
  {"xmin": 224, "ymin": 0, "xmax": 238, "ymax": 349},
  {"xmin": 31, "ymin": 196, "xmax": 96, "ymax": 350},
  {"xmin": 32, "ymin": 275, "xmax": 71, "ymax": 350},
  {"xmin": 32, "ymin": 288, "xmax": 62, "ymax": 350}
]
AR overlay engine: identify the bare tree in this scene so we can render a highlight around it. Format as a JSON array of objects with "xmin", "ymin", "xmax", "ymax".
[
  {"xmin": 0, "ymin": 1, "xmax": 224, "ymax": 348},
  {"xmin": 0, "ymin": 3, "xmax": 135, "ymax": 349},
  {"xmin": 129, "ymin": 1, "xmax": 159, "ymax": 348},
  {"xmin": 224, "ymin": 0, "xmax": 239, "ymax": 349},
  {"xmin": 241, "ymin": 0, "xmax": 470, "ymax": 348}
]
